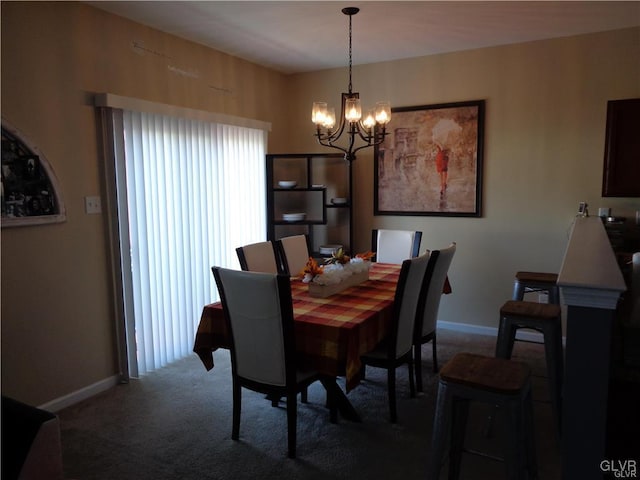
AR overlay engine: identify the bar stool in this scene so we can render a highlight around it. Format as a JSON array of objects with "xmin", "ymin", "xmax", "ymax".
[
  {"xmin": 513, "ymin": 271, "xmax": 559, "ymax": 304},
  {"xmin": 496, "ymin": 300, "xmax": 563, "ymax": 434},
  {"xmin": 430, "ymin": 353, "xmax": 537, "ymax": 480}
]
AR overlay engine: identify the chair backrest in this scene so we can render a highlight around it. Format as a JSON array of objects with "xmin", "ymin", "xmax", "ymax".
[
  {"xmin": 372, "ymin": 229, "xmax": 422, "ymax": 264},
  {"xmin": 390, "ymin": 252, "xmax": 432, "ymax": 358},
  {"xmin": 212, "ymin": 267, "xmax": 294, "ymax": 387},
  {"xmin": 276, "ymin": 234, "xmax": 310, "ymax": 277},
  {"xmin": 416, "ymin": 243, "xmax": 456, "ymax": 338},
  {"xmin": 236, "ymin": 241, "xmax": 280, "ymax": 274}
]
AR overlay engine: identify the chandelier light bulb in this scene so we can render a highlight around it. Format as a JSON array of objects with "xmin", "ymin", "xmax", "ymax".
[
  {"xmin": 323, "ymin": 108, "xmax": 336, "ymax": 129},
  {"xmin": 312, "ymin": 102, "xmax": 328, "ymax": 125},
  {"xmin": 375, "ymin": 102, "xmax": 391, "ymax": 124},
  {"xmin": 345, "ymin": 97, "xmax": 362, "ymax": 122},
  {"xmin": 362, "ymin": 110, "xmax": 376, "ymax": 129}
]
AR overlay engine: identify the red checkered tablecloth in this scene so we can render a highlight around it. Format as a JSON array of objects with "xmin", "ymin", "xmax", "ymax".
[{"xmin": 193, "ymin": 262, "xmax": 401, "ymax": 391}]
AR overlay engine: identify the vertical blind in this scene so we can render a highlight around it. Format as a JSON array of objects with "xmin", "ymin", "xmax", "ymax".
[{"xmin": 122, "ymin": 110, "xmax": 267, "ymax": 375}]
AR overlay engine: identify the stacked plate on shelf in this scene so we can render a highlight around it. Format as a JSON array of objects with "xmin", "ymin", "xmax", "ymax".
[
  {"xmin": 283, "ymin": 213, "xmax": 306, "ymax": 222},
  {"xmin": 319, "ymin": 244, "xmax": 343, "ymax": 255}
]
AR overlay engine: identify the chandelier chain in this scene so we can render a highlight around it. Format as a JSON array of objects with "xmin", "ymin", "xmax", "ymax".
[{"xmin": 348, "ymin": 12, "xmax": 353, "ymax": 93}]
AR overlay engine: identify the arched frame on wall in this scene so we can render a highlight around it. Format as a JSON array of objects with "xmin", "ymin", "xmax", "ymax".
[{"xmin": 1, "ymin": 118, "xmax": 66, "ymax": 227}]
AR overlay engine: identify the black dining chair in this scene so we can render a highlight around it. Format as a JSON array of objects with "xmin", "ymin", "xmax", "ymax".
[
  {"xmin": 211, "ymin": 266, "xmax": 335, "ymax": 458},
  {"xmin": 359, "ymin": 251, "xmax": 431, "ymax": 422}
]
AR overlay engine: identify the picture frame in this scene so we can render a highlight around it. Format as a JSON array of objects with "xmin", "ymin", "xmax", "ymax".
[
  {"xmin": 1, "ymin": 119, "xmax": 66, "ymax": 227},
  {"xmin": 374, "ymin": 100, "xmax": 484, "ymax": 216}
]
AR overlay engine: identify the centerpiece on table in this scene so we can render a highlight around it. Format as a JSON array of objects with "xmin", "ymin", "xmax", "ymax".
[{"xmin": 301, "ymin": 249, "xmax": 375, "ymax": 298}]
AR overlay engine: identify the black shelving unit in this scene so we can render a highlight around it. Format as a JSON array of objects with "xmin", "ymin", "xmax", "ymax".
[{"xmin": 266, "ymin": 153, "xmax": 352, "ymax": 256}]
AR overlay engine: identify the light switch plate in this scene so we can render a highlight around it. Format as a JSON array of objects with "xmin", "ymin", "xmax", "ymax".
[{"xmin": 85, "ymin": 196, "xmax": 102, "ymax": 214}]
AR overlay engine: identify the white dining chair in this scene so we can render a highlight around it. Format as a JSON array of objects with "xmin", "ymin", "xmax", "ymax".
[
  {"xmin": 211, "ymin": 267, "xmax": 335, "ymax": 458},
  {"xmin": 276, "ymin": 234, "xmax": 311, "ymax": 277},
  {"xmin": 372, "ymin": 229, "xmax": 422, "ymax": 264},
  {"xmin": 413, "ymin": 242, "xmax": 456, "ymax": 392},
  {"xmin": 359, "ymin": 251, "xmax": 431, "ymax": 422},
  {"xmin": 235, "ymin": 240, "xmax": 280, "ymax": 274}
]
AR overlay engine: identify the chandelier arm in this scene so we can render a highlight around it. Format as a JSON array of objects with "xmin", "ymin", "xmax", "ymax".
[
  {"xmin": 330, "ymin": 91, "xmax": 352, "ymax": 142},
  {"xmin": 326, "ymin": 115, "xmax": 347, "ymax": 143},
  {"xmin": 316, "ymin": 135, "xmax": 348, "ymax": 157},
  {"xmin": 357, "ymin": 126, "xmax": 389, "ymax": 151},
  {"xmin": 315, "ymin": 136, "xmax": 349, "ymax": 157},
  {"xmin": 355, "ymin": 126, "xmax": 373, "ymax": 143},
  {"xmin": 351, "ymin": 144, "xmax": 370, "ymax": 157},
  {"xmin": 352, "ymin": 136, "xmax": 385, "ymax": 156},
  {"xmin": 372, "ymin": 124, "xmax": 388, "ymax": 143},
  {"xmin": 347, "ymin": 122, "xmax": 358, "ymax": 154},
  {"xmin": 326, "ymin": 137, "xmax": 348, "ymax": 154}
]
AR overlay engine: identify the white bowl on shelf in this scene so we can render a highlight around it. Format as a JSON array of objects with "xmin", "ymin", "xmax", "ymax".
[
  {"xmin": 319, "ymin": 244, "xmax": 343, "ymax": 255},
  {"xmin": 282, "ymin": 212, "xmax": 306, "ymax": 222},
  {"xmin": 331, "ymin": 197, "xmax": 348, "ymax": 205},
  {"xmin": 278, "ymin": 180, "xmax": 297, "ymax": 188}
]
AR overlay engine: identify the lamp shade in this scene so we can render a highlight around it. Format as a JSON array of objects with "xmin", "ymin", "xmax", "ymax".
[
  {"xmin": 312, "ymin": 102, "xmax": 328, "ymax": 125},
  {"xmin": 345, "ymin": 97, "xmax": 361, "ymax": 122},
  {"xmin": 375, "ymin": 102, "xmax": 391, "ymax": 124}
]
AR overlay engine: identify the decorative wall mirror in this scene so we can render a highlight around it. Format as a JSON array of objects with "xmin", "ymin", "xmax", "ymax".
[{"xmin": 1, "ymin": 119, "xmax": 66, "ymax": 227}]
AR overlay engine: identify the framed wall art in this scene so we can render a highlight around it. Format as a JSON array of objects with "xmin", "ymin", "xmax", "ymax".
[
  {"xmin": 374, "ymin": 100, "xmax": 485, "ymax": 216},
  {"xmin": 1, "ymin": 119, "xmax": 66, "ymax": 227}
]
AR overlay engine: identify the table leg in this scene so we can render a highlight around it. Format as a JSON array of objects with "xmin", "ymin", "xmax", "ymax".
[
  {"xmin": 265, "ymin": 394, "xmax": 280, "ymax": 406},
  {"xmin": 320, "ymin": 376, "xmax": 362, "ymax": 423}
]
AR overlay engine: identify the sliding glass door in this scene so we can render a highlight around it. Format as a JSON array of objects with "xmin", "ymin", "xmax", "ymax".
[{"xmin": 98, "ymin": 98, "xmax": 268, "ymax": 378}]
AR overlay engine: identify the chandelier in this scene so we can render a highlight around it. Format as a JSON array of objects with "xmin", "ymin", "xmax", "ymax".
[{"xmin": 312, "ymin": 7, "xmax": 391, "ymax": 162}]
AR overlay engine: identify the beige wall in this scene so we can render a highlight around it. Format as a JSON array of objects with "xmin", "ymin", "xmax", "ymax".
[
  {"xmin": 1, "ymin": 2, "xmax": 639, "ymax": 407},
  {"xmin": 1, "ymin": 2, "xmax": 289, "ymax": 406},
  {"xmin": 286, "ymin": 27, "xmax": 640, "ymax": 337}
]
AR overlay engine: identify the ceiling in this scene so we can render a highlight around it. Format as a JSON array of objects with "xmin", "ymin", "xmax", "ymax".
[{"xmin": 87, "ymin": 1, "xmax": 640, "ymax": 74}]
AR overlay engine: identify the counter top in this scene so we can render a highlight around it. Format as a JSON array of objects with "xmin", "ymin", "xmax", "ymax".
[{"xmin": 558, "ymin": 216, "xmax": 626, "ymax": 309}]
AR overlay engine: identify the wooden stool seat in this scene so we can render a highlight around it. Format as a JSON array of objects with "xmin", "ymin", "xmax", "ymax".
[
  {"xmin": 496, "ymin": 299, "xmax": 564, "ymax": 435},
  {"xmin": 500, "ymin": 300, "xmax": 561, "ymax": 320},
  {"xmin": 430, "ymin": 353, "xmax": 537, "ymax": 480},
  {"xmin": 515, "ymin": 271, "xmax": 558, "ymax": 284},
  {"xmin": 440, "ymin": 352, "xmax": 530, "ymax": 395},
  {"xmin": 513, "ymin": 271, "xmax": 560, "ymax": 304}
]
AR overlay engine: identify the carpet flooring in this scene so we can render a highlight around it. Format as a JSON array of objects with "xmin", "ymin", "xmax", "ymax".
[{"xmin": 57, "ymin": 328, "xmax": 636, "ymax": 479}]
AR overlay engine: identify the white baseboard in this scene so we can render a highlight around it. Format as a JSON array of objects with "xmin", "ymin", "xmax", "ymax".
[
  {"xmin": 39, "ymin": 375, "xmax": 120, "ymax": 413},
  {"xmin": 438, "ymin": 320, "xmax": 498, "ymax": 337},
  {"xmin": 438, "ymin": 320, "xmax": 553, "ymax": 344},
  {"xmin": 38, "ymin": 320, "xmax": 562, "ymax": 413}
]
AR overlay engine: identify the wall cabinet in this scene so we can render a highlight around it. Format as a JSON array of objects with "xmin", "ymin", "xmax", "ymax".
[
  {"xmin": 602, "ymin": 98, "xmax": 640, "ymax": 197},
  {"xmin": 266, "ymin": 153, "xmax": 353, "ymax": 257}
]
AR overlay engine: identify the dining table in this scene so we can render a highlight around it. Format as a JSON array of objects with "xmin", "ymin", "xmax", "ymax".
[{"xmin": 193, "ymin": 261, "xmax": 451, "ymax": 422}]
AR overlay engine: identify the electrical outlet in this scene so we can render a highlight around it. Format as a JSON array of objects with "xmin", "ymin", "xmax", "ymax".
[{"xmin": 85, "ymin": 196, "xmax": 102, "ymax": 214}]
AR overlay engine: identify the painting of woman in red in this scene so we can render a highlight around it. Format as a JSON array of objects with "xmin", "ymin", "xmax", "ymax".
[
  {"xmin": 435, "ymin": 144, "xmax": 449, "ymax": 197},
  {"xmin": 375, "ymin": 100, "xmax": 483, "ymax": 216}
]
